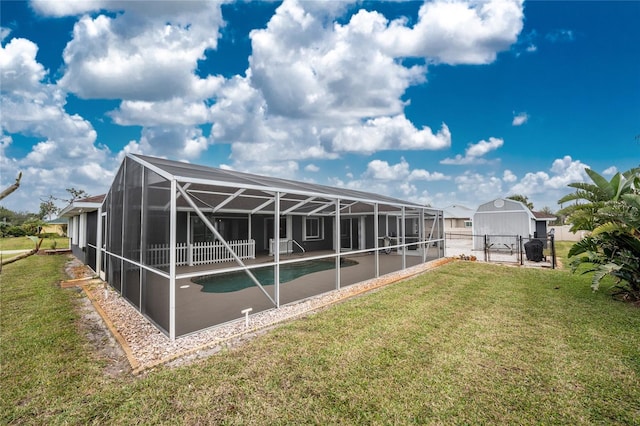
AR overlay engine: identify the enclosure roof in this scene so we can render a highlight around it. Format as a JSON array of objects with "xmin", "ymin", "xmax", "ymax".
[{"xmin": 131, "ymin": 154, "xmax": 431, "ymax": 211}]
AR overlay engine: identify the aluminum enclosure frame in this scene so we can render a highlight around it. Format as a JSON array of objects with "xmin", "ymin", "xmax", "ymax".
[{"xmin": 98, "ymin": 154, "xmax": 444, "ymax": 340}]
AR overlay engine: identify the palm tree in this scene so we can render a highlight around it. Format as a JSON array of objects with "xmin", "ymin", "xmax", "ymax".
[
  {"xmin": 560, "ymin": 166, "xmax": 640, "ymax": 300},
  {"xmin": 558, "ymin": 167, "xmax": 639, "ymax": 232},
  {"xmin": 507, "ymin": 194, "xmax": 534, "ymax": 210}
]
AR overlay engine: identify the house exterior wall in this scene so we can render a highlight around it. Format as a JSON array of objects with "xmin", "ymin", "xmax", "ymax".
[
  {"xmin": 445, "ymin": 218, "xmax": 471, "ymax": 229},
  {"xmin": 292, "ymin": 215, "xmax": 334, "ymax": 252},
  {"xmin": 70, "ymin": 244, "xmax": 86, "ymax": 264},
  {"xmin": 365, "ymin": 216, "xmax": 375, "ymax": 249},
  {"xmin": 68, "ymin": 211, "xmax": 97, "ymax": 268},
  {"xmin": 41, "ymin": 223, "xmax": 66, "ymax": 236}
]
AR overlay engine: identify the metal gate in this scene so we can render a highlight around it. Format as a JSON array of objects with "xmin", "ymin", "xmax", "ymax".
[{"xmin": 445, "ymin": 232, "xmax": 556, "ymax": 268}]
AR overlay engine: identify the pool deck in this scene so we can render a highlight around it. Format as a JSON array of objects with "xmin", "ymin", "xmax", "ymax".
[{"xmin": 171, "ymin": 248, "xmax": 439, "ymax": 336}]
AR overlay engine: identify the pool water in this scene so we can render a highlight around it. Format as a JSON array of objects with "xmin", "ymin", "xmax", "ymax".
[{"xmin": 193, "ymin": 259, "xmax": 357, "ymax": 293}]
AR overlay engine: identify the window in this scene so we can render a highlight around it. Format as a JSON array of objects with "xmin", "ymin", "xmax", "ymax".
[
  {"xmin": 305, "ymin": 217, "xmax": 323, "ymax": 240},
  {"xmin": 192, "ymin": 215, "xmax": 250, "ymax": 243},
  {"xmin": 464, "ymin": 220, "xmax": 472, "ymax": 228}
]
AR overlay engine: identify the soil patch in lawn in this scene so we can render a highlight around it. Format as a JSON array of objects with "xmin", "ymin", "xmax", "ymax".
[{"xmin": 63, "ymin": 257, "xmax": 130, "ymax": 377}]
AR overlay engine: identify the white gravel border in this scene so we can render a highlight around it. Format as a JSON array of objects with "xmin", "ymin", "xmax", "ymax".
[{"xmin": 75, "ymin": 257, "xmax": 453, "ymax": 374}]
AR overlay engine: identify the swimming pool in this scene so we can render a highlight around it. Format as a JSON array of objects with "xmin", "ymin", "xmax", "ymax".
[{"xmin": 192, "ymin": 259, "xmax": 357, "ymax": 293}]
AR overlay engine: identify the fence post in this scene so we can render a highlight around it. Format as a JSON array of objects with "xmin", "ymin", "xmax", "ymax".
[
  {"xmin": 483, "ymin": 235, "xmax": 488, "ymax": 262},
  {"xmin": 550, "ymin": 234, "xmax": 556, "ymax": 269},
  {"xmin": 520, "ymin": 235, "xmax": 523, "ymax": 265}
]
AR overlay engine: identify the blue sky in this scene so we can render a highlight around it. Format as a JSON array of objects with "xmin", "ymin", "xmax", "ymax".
[{"xmin": 1, "ymin": 0, "xmax": 638, "ymax": 215}]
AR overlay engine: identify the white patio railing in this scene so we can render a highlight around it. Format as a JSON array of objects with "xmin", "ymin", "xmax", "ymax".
[{"xmin": 145, "ymin": 239, "xmax": 255, "ymax": 267}]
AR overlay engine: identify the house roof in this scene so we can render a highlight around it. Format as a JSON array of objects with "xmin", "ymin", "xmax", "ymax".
[
  {"xmin": 45, "ymin": 217, "xmax": 68, "ymax": 225},
  {"xmin": 532, "ymin": 211, "xmax": 557, "ymax": 221},
  {"xmin": 131, "ymin": 154, "xmax": 436, "ymax": 215},
  {"xmin": 442, "ymin": 205, "xmax": 474, "ymax": 219},
  {"xmin": 77, "ymin": 194, "xmax": 106, "ymax": 204},
  {"xmin": 59, "ymin": 194, "xmax": 105, "ymax": 217}
]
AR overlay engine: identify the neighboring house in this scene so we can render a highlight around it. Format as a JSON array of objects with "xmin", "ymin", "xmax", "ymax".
[
  {"xmin": 472, "ymin": 198, "xmax": 556, "ymax": 250},
  {"xmin": 442, "ymin": 205, "xmax": 474, "ymax": 234},
  {"xmin": 41, "ymin": 217, "xmax": 68, "ymax": 236},
  {"xmin": 62, "ymin": 154, "xmax": 445, "ymax": 340},
  {"xmin": 59, "ymin": 195, "xmax": 105, "ymax": 271}
]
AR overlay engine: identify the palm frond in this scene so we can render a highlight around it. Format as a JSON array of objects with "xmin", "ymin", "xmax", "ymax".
[
  {"xmin": 585, "ymin": 168, "xmax": 614, "ymax": 199},
  {"xmin": 590, "ymin": 263, "xmax": 622, "ymax": 292}
]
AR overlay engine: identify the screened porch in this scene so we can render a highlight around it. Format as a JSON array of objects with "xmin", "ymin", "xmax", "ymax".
[{"xmin": 96, "ymin": 154, "xmax": 445, "ymax": 339}]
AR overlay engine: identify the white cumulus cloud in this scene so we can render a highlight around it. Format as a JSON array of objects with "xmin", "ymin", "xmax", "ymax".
[
  {"xmin": 333, "ymin": 117, "xmax": 451, "ymax": 153},
  {"xmin": 378, "ymin": 0, "xmax": 524, "ymax": 65},
  {"xmin": 503, "ymin": 169, "xmax": 517, "ymax": 183},
  {"xmin": 1, "ymin": 30, "xmax": 113, "ymax": 210},
  {"xmin": 441, "ymin": 137, "xmax": 503, "ymax": 165},
  {"xmin": 58, "ymin": 3, "xmax": 224, "ymax": 102},
  {"xmin": 512, "ymin": 112, "xmax": 528, "ymax": 126},
  {"xmin": 507, "ymin": 156, "xmax": 590, "ymax": 205},
  {"xmin": 1, "ymin": 0, "xmax": 528, "ymax": 212},
  {"xmin": 0, "ymin": 36, "xmax": 47, "ymax": 93}
]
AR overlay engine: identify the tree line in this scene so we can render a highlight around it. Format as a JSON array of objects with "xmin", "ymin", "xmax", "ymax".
[{"xmin": 0, "ymin": 188, "xmax": 89, "ymax": 237}]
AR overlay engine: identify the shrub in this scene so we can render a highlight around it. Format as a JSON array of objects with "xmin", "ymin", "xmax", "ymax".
[{"xmin": 6, "ymin": 226, "xmax": 26, "ymax": 237}]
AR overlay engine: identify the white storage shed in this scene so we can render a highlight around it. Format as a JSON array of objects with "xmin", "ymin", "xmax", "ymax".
[{"xmin": 472, "ymin": 198, "xmax": 550, "ymax": 250}]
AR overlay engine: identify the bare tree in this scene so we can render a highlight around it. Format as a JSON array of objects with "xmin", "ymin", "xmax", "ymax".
[
  {"xmin": 65, "ymin": 187, "xmax": 90, "ymax": 202},
  {"xmin": 39, "ymin": 196, "xmax": 59, "ymax": 220},
  {"xmin": 0, "ymin": 172, "xmax": 22, "ymax": 202}
]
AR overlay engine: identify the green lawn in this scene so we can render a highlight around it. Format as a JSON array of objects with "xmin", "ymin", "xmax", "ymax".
[
  {"xmin": 0, "ymin": 236, "xmax": 69, "ymax": 251},
  {"xmin": 1, "ymin": 254, "xmax": 638, "ymax": 424}
]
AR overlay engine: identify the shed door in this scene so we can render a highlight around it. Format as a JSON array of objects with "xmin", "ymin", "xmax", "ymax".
[{"xmin": 535, "ymin": 221, "xmax": 546, "ymax": 239}]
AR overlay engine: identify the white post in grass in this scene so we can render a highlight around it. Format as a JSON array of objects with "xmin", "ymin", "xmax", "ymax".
[{"xmin": 241, "ymin": 308, "xmax": 253, "ymax": 328}]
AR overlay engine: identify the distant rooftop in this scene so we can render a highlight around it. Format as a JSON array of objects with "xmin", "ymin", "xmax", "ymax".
[
  {"xmin": 442, "ymin": 205, "xmax": 474, "ymax": 219},
  {"xmin": 532, "ymin": 211, "xmax": 557, "ymax": 220}
]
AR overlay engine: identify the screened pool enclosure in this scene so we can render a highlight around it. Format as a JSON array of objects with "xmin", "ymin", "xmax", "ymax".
[{"xmin": 97, "ymin": 154, "xmax": 444, "ymax": 339}]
